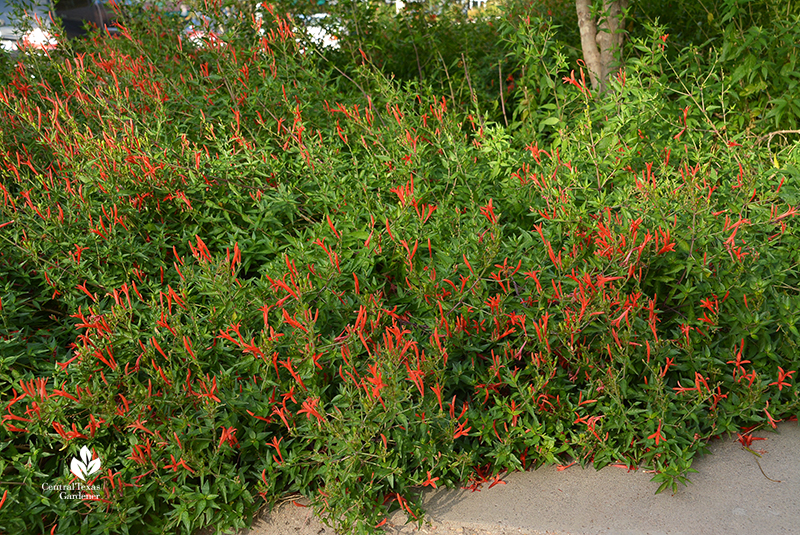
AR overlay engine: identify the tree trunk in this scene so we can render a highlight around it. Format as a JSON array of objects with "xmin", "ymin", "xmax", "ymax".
[{"xmin": 575, "ymin": 0, "xmax": 629, "ymax": 94}]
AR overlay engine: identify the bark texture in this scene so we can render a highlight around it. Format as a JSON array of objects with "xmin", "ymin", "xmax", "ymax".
[
  {"xmin": 575, "ymin": 0, "xmax": 629, "ymax": 93},
  {"xmin": 575, "ymin": 0, "xmax": 602, "ymax": 91}
]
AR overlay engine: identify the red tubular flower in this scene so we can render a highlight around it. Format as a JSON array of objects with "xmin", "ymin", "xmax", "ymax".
[
  {"xmin": 297, "ymin": 397, "xmax": 325, "ymax": 422},
  {"xmin": 656, "ymin": 228, "xmax": 676, "ymax": 255},
  {"xmin": 366, "ymin": 364, "xmax": 386, "ymax": 400},
  {"xmin": 182, "ymin": 336, "xmax": 195, "ymax": 359},
  {"xmin": 406, "ymin": 368, "xmax": 425, "ymax": 397},
  {"xmin": 76, "ymin": 282, "xmax": 97, "ymax": 302},
  {"xmin": 86, "ymin": 415, "xmax": 104, "ymax": 438},
  {"xmin": 453, "ymin": 420, "xmax": 471, "ymax": 439},
  {"xmin": 326, "ymin": 214, "xmax": 340, "ymax": 239},
  {"xmin": 648, "ymin": 420, "xmax": 666, "ymax": 446},
  {"xmin": 430, "ymin": 383, "xmax": 443, "ymax": 411},
  {"xmin": 164, "ymin": 455, "xmax": 194, "ymax": 474},
  {"xmin": 737, "ymin": 433, "xmax": 766, "ymax": 449},
  {"xmin": 218, "ymin": 426, "xmax": 239, "ymax": 448},
  {"xmin": 488, "ymin": 474, "xmax": 506, "ymax": 489},
  {"xmin": 272, "ymin": 406, "xmax": 292, "ymax": 430},
  {"xmin": 280, "ymin": 358, "xmax": 306, "ymax": 391},
  {"xmin": 764, "ymin": 401, "xmax": 779, "ymax": 429},
  {"xmin": 268, "ymin": 436, "xmax": 284, "ymax": 464},
  {"xmin": 479, "ymin": 199, "xmax": 497, "ymax": 224},
  {"xmin": 150, "ymin": 337, "xmax": 168, "ymax": 359},
  {"xmin": 769, "ymin": 367, "xmax": 796, "ymax": 391},
  {"xmin": 19, "ymin": 378, "xmax": 48, "ymax": 400},
  {"xmin": 93, "ymin": 348, "xmax": 118, "ymax": 371},
  {"xmin": 422, "ymin": 470, "xmax": 439, "ymax": 488},
  {"xmin": 125, "ymin": 415, "xmax": 154, "ymax": 435},
  {"xmin": 282, "ymin": 310, "xmax": 308, "ymax": 333}
]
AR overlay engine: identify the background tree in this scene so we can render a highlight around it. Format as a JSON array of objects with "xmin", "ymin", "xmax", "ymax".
[{"xmin": 575, "ymin": 0, "xmax": 628, "ymax": 93}]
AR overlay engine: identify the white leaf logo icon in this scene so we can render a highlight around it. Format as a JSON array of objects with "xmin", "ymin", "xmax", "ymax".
[{"xmin": 70, "ymin": 446, "xmax": 101, "ymax": 481}]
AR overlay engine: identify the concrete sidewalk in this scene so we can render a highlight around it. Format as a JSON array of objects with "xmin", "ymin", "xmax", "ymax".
[{"xmin": 238, "ymin": 421, "xmax": 800, "ymax": 535}]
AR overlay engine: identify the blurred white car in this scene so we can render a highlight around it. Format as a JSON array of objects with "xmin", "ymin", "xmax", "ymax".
[
  {"xmin": 1, "ymin": 0, "xmax": 115, "ymax": 53},
  {"xmin": 295, "ymin": 12, "xmax": 340, "ymax": 51},
  {"xmin": 1, "ymin": 0, "xmax": 342, "ymax": 54},
  {"xmin": 0, "ymin": 0, "xmax": 57, "ymax": 52},
  {"xmin": 254, "ymin": 6, "xmax": 340, "ymax": 52},
  {"xmin": 178, "ymin": 2, "xmax": 229, "ymax": 48}
]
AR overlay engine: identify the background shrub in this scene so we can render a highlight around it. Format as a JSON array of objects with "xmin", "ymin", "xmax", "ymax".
[{"xmin": 1, "ymin": 1, "xmax": 799, "ymax": 534}]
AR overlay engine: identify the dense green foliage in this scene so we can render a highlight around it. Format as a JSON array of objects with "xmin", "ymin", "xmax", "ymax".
[{"xmin": 1, "ymin": 0, "xmax": 799, "ymax": 534}]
